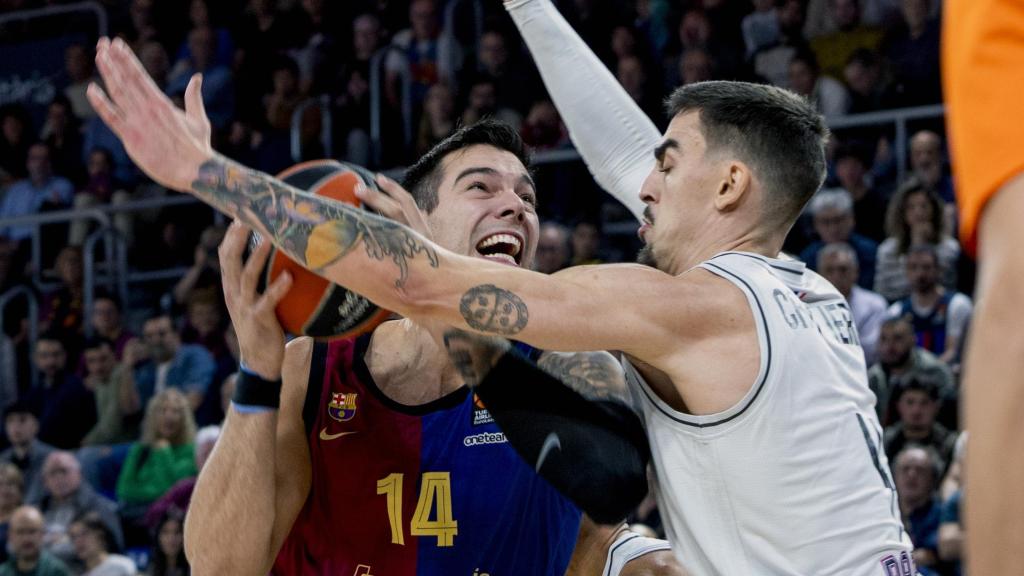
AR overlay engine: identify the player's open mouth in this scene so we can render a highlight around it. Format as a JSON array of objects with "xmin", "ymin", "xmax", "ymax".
[{"xmin": 476, "ymin": 233, "xmax": 523, "ymax": 266}]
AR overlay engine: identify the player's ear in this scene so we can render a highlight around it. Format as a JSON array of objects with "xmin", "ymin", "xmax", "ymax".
[{"xmin": 713, "ymin": 161, "xmax": 752, "ymax": 213}]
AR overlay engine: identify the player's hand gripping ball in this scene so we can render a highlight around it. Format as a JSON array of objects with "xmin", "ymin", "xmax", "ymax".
[{"xmin": 255, "ymin": 160, "xmax": 392, "ymax": 339}]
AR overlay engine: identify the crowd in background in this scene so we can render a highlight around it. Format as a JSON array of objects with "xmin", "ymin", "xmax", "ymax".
[{"xmin": 0, "ymin": 0, "xmax": 966, "ymax": 574}]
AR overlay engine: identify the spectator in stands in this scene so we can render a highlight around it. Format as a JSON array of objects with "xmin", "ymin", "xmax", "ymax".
[
  {"xmin": 137, "ymin": 42, "xmax": 170, "ymax": 93},
  {"xmin": 535, "ymin": 222, "xmax": 572, "ymax": 274},
  {"xmin": 635, "ymin": 0, "xmax": 671, "ymax": 57},
  {"xmin": 61, "ymin": 44, "xmax": 96, "ymax": 123},
  {"xmin": 40, "ymin": 97, "xmax": 83, "ymax": 186},
  {"xmin": 800, "ymin": 189, "xmax": 877, "ymax": 287},
  {"xmin": 0, "ymin": 143, "xmax": 74, "ymax": 245},
  {"xmin": 262, "ymin": 57, "xmax": 304, "ymax": 133},
  {"xmin": 610, "ymin": 25, "xmax": 643, "ymax": 62},
  {"xmin": 414, "ymin": 83, "xmax": 456, "ymax": 157},
  {"xmin": 116, "ymin": 389, "xmax": 197, "ymax": 510},
  {"xmin": 23, "ymin": 335, "xmax": 96, "ymax": 450},
  {"xmin": 386, "ymin": 0, "xmax": 463, "ymax": 107},
  {"xmin": 842, "ymin": 48, "xmax": 893, "ymax": 114},
  {"xmin": 0, "ymin": 105, "xmax": 31, "ymax": 184},
  {"xmin": 753, "ymin": 0, "xmax": 808, "ymax": 89},
  {"xmin": 571, "ymin": 221, "xmax": 603, "ymax": 266},
  {"xmin": 874, "ymin": 178, "xmax": 960, "ymax": 301},
  {"xmin": 0, "ymin": 506, "xmax": 71, "ymax": 576},
  {"xmin": 868, "ymin": 317, "xmax": 954, "ymax": 424},
  {"xmin": 809, "ymin": 0, "xmax": 884, "ymax": 79},
  {"xmin": 787, "ymin": 50, "xmax": 850, "ymax": 118},
  {"xmin": 892, "ymin": 445, "xmax": 942, "ymax": 575},
  {"xmin": 520, "ymin": 100, "xmax": 568, "ymax": 151},
  {"xmin": 833, "ymin": 141, "xmax": 887, "ymax": 241},
  {"xmin": 885, "ymin": 377, "xmax": 959, "ymax": 471},
  {"xmin": 334, "ymin": 13, "xmax": 383, "ymax": 166},
  {"xmin": 678, "ymin": 48, "xmax": 714, "ymax": 87},
  {"xmin": 174, "ymin": 0, "xmax": 234, "ymax": 72},
  {"xmin": 818, "ymin": 243, "xmax": 888, "ymax": 365},
  {"xmin": 123, "ymin": 0, "xmax": 159, "ymax": 50},
  {"xmin": 37, "ymin": 452, "xmax": 122, "ymax": 568},
  {"xmin": 81, "ymin": 339, "xmax": 136, "ymax": 447},
  {"xmin": 68, "ymin": 512, "xmax": 136, "ymax": 576},
  {"xmin": 617, "ymin": 55, "xmax": 662, "ymax": 121},
  {"xmin": 883, "ymin": 0, "xmax": 941, "ymax": 106},
  {"xmin": 147, "ymin": 510, "xmax": 187, "ymax": 576},
  {"xmin": 0, "ymin": 405, "xmax": 54, "ymax": 505},
  {"xmin": 144, "ymin": 425, "xmax": 219, "ymax": 529},
  {"xmin": 121, "ymin": 315, "xmax": 215, "ymax": 413},
  {"xmin": 288, "ymin": 0, "xmax": 337, "ymax": 96},
  {"xmin": 181, "ymin": 290, "xmax": 232, "ymax": 425},
  {"xmin": 887, "ymin": 244, "xmax": 973, "ymax": 366},
  {"xmin": 909, "ymin": 130, "xmax": 955, "ymax": 205},
  {"xmin": 40, "ymin": 247, "xmax": 86, "ymax": 353},
  {"xmin": 742, "ymin": 0, "xmax": 780, "ymax": 58},
  {"xmin": 171, "ymin": 224, "xmax": 224, "ymax": 309},
  {"xmin": 0, "ymin": 464, "xmax": 25, "ymax": 564},
  {"xmin": 88, "ymin": 293, "xmax": 133, "ymax": 360},
  {"xmin": 69, "ymin": 148, "xmax": 132, "ymax": 247},
  {"xmin": 460, "ymin": 77, "xmax": 522, "ymax": 131},
  {"xmin": 664, "ymin": 8, "xmax": 741, "ymax": 84},
  {"xmin": 167, "ymin": 27, "xmax": 235, "ymax": 130}
]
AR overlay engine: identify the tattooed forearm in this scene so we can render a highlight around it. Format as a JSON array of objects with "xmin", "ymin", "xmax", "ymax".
[
  {"xmin": 459, "ymin": 284, "xmax": 529, "ymax": 335},
  {"xmin": 190, "ymin": 157, "xmax": 439, "ymax": 286},
  {"xmin": 537, "ymin": 351, "xmax": 630, "ymax": 404},
  {"xmin": 442, "ymin": 330, "xmax": 511, "ymax": 388}
]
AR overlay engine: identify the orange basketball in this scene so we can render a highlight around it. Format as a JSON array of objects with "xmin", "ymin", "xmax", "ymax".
[{"xmin": 257, "ymin": 160, "xmax": 392, "ymax": 340}]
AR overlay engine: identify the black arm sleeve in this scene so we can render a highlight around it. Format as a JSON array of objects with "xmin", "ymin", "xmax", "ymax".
[{"xmin": 474, "ymin": 348, "xmax": 651, "ymax": 525}]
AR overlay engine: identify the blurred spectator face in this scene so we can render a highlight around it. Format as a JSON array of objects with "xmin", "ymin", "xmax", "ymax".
[
  {"xmin": 87, "ymin": 149, "xmax": 113, "ymax": 178},
  {"xmin": 843, "ymin": 58, "xmax": 879, "ymax": 97},
  {"xmin": 468, "ymin": 82, "xmax": 496, "ymax": 112},
  {"xmin": 65, "ymin": 44, "xmax": 92, "ymax": 83},
  {"xmin": 189, "ymin": 0, "xmax": 210, "ymax": 27},
  {"xmin": 4, "ymin": 413, "xmax": 39, "ymax": 448},
  {"xmin": 572, "ymin": 223, "xmax": 600, "ymax": 261},
  {"xmin": 273, "ymin": 66, "xmax": 299, "ymax": 97},
  {"xmin": 410, "ymin": 0, "xmax": 439, "ymax": 41},
  {"xmin": 143, "ymin": 316, "xmax": 180, "ymax": 363},
  {"xmin": 90, "ymin": 297, "xmax": 121, "ymax": 337},
  {"xmin": 903, "ymin": 190, "xmax": 934, "ymax": 230},
  {"xmin": 835, "ymin": 155, "xmax": 868, "ymax": 192},
  {"xmin": 8, "ymin": 508, "xmax": 45, "ymax": 564},
  {"xmin": 902, "ymin": 0, "xmax": 930, "ymax": 31},
  {"xmin": 832, "ymin": 0, "xmax": 860, "ymax": 29},
  {"xmin": 2, "ymin": 114, "xmax": 25, "ymax": 145},
  {"xmin": 611, "ymin": 26, "xmax": 637, "ymax": 59},
  {"xmin": 479, "ymin": 32, "xmax": 508, "ymax": 74},
  {"xmin": 26, "ymin": 143, "xmax": 52, "ymax": 184},
  {"xmin": 617, "ymin": 57, "xmax": 646, "ymax": 99},
  {"xmin": 896, "ymin": 389, "xmax": 938, "ymax": 432},
  {"xmin": 894, "ymin": 447, "xmax": 936, "ymax": 505},
  {"xmin": 353, "ymin": 14, "xmax": 381, "ymax": 59},
  {"xmin": 523, "ymin": 100, "xmax": 562, "ymax": 146},
  {"xmin": 680, "ymin": 49, "xmax": 713, "ymax": 85},
  {"xmin": 535, "ymin": 223, "xmax": 571, "ymax": 274},
  {"xmin": 910, "ymin": 131, "xmax": 942, "ymax": 187},
  {"xmin": 905, "ymin": 249, "xmax": 939, "ymax": 293},
  {"xmin": 139, "ymin": 42, "xmax": 170, "ymax": 87},
  {"xmin": 157, "ymin": 400, "xmax": 186, "ymax": 441},
  {"xmin": 188, "ymin": 27, "xmax": 216, "ymax": 70},
  {"xmin": 42, "ymin": 453, "xmax": 82, "ymax": 500},
  {"xmin": 813, "ymin": 206, "xmax": 854, "ymax": 243},
  {"xmin": 878, "ymin": 320, "xmax": 915, "ymax": 368},
  {"xmin": 302, "ymin": 0, "xmax": 324, "ymax": 19},
  {"xmin": 56, "ymin": 247, "xmax": 83, "ymax": 287},
  {"xmin": 69, "ymin": 521, "xmax": 103, "ymax": 564},
  {"xmin": 188, "ymin": 300, "xmax": 221, "ymax": 337},
  {"xmin": 46, "ymin": 100, "xmax": 71, "ymax": 135},
  {"xmin": 818, "ymin": 249, "xmax": 858, "ymax": 296},
  {"xmin": 424, "ymin": 84, "xmax": 455, "ymax": 122},
  {"xmin": 679, "ymin": 10, "xmax": 710, "ymax": 49},
  {"xmin": 33, "ymin": 339, "xmax": 66, "ymax": 379},
  {"xmin": 159, "ymin": 517, "xmax": 185, "ymax": 559},
  {"xmin": 130, "ymin": 0, "xmax": 154, "ymax": 31},
  {"xmin": 0, "ymin": 468, "xmax": 23, "ymax": 511},
  {"xmin": 788, "ymin": 59, "xmax": 816, "ymax": 96},
  {"xmin": 779, "ymin": 0, "xmax": 805, "ymax": 34},
  {"xmin": 83, "ymin": 343, "xmax": 116, "ymax": 381}
]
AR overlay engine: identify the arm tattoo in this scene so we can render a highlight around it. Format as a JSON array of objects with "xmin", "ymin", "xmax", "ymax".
[
  {"xmin": 537, "ymin": 352, "xmax": 630, "ymax": 404},
  {"xmin": 442, "ymin": 330, "xmax": 511, "ymax": 388},
  {"xmin": 459, "ymin": 284, "xmax": 529, "ymax": 335},
  {"xmin": 191, "ymin": 157, "xmax": 438, "ymax": 286}
]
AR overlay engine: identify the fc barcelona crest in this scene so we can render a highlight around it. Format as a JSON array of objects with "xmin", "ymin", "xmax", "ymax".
[{"xmin": 328, "ymin": 392, "xmax": 358, "ymax": 422}]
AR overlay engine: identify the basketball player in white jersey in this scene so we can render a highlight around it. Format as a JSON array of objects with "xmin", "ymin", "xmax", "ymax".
[{"xmin": 87, "ymin": 30, "xmax": 913, "ymax": 576}]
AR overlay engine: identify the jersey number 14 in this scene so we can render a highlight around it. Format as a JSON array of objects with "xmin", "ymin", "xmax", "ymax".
[{"xmin": 376, "ymin": 472, "xmax": 459, "ymax": 547}]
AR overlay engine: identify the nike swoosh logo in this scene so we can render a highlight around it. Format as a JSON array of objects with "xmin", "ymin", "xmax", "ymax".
[
  {"xmin": 319, "ymin": 428, "xmax": 358, "ymax": 441},
  {"xmin": 535, "ymin": 432, "xmax": 562, "ymax": 472}
]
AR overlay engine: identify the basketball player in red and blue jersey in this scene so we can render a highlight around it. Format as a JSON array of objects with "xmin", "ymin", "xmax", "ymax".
[{"xmin": 177, "ymin": 116, "xmax": 682, "ymax": 575}]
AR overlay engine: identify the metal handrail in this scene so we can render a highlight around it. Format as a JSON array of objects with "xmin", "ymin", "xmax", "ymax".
[
  {"xmin": 0, "ymin": 1, "xmax": 107, "ymax": 34},
  {"xmin": 0, "ymin": 208, "xmax": 109, "ymax": 290},
  {"xmin": 0, "ymin": 286, "xmax": 39, "ymax": 389},
  {"xmin": 290, "ymin": 95, "xmax": 333, "ymax": 162},
  {"xmin": 444, "ymin": 0, "xmax": 484, "ymax": 54},
  {"xmin": 828, "ymin": 104, "xmax": 946, "ymax": 182},
  {"xmin": 370, "ymin": 44, "xmax": 414, "ymax": 166}
]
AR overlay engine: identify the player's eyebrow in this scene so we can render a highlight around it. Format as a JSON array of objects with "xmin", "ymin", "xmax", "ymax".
[
  {"xmin": 454, "ymin": 166, "xmax": 536, "ymax": 192},
  {"xmin": 653, "ymin": 139, "xmax": 680, "ymax": 164}
]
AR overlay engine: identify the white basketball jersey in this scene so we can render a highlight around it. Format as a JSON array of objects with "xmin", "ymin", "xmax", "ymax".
[{"xmin": 624, "ymin": 252, "xmax": 914, "ymax": 576}]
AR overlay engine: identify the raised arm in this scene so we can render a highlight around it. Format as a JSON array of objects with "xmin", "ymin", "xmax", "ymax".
[{"xmin": 505, "ymin": 0, "xmax": 662, "ymax": 220}]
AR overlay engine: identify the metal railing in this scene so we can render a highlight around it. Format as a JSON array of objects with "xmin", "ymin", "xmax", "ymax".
[
  {"xmin": 0, "ymin": 286, "xmax": 39, "ymax": 388},
  {"xmin": 828, "ymin": 103, "xmax": 946, "ymax": 183},
  {"xmin": 444, "ymin": 0, "xmax": 484, "ymax": 53},
  {"xmin": 0, "ymin": 1, "xmax": 107, "ymax": 34},
  {"xmin": 369, "ymin": 45, "xmax": 414, "ymax": 166}
]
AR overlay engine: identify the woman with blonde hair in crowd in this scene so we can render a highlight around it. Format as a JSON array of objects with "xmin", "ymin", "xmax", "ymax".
[
  {"xmin": 0, "ymin": 463, "xmax": 24, "ymax": 563},
  {"xmin": 116, "ymin": 389, "xmax": 197, "ymax": 510}
]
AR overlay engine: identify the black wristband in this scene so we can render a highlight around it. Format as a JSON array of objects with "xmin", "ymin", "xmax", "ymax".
[{"xmin": 232, "ymin": 368, "xmax": 283, "ymax": 410}]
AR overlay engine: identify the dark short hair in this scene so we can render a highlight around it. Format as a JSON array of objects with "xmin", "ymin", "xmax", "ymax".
[
  {"xmin": 665, "ymin": 81, "xmax": 829, "ymax": 225},
  {"xmin": 36, "ymin": 331, "xmax": 65, "ymax": 347},
  {"xmin": 71, "ymin": 511, "xmax": 119, "ymax": 553},
  {"xmin": 789, "ymin": 48, "xmax": 821, "ymax": 75},
  {"xmin": 845, "ymin": 47, "xmax": 880, "ymax": 69},
  {"xmin": 907, "ymin": 243, "xmax": 940, "ymax": 266},
  {"xmin": 401, "ymin": 119, "xmax": 530, "ymax": 213},
  {"xmin": 82, "ymin": 336, "xmax": 113, "ymax": 353},
  {"xmin": 896, "ymin": 375, "xmax": 941, "ymax": 401},
  {"xmin": 3, "ymin": 400, "xmax": 36, "ymax": 421}
]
